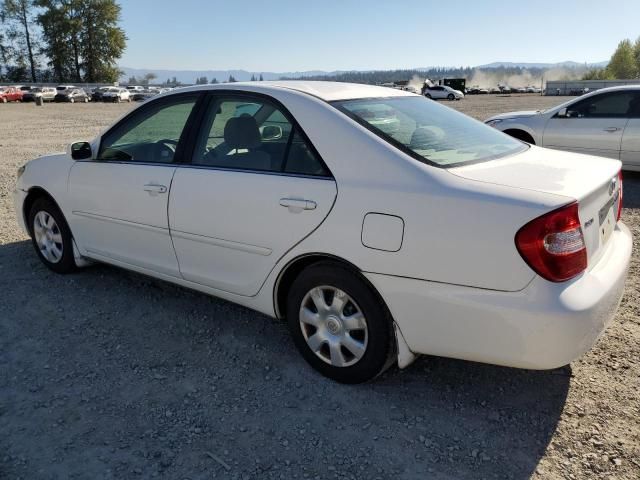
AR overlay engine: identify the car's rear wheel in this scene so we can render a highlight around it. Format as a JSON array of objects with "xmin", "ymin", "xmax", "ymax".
[
  {"xmin": 28, "ymin": 198, "xmax": 77, "ymax": 274},
  {"xmin": 286, "ymin": 262, "xmax": 394, "ymax": 383},
  {"xmin": 447, "ymin": 93, "xmax": 455, "ymax": 100},
  {"xmin": 84, "ymin": 97, "xmax": 88, "ymax": 103}
]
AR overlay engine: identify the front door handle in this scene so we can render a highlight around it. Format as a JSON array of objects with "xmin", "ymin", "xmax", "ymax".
[
  {"xmin": 603, "ymin": 127, "xmax": 621, "ymax": 132},
  {"xmin": 144, "ymin": 183, "xmax": 167, "ymax": 196},
  {"xmin": 279, "ymin": 197, "xmax": 317, "ymax": 213}
]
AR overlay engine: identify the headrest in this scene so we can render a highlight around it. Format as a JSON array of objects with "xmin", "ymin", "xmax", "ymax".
[{"xmin": 224, "ymin": 116, "xmax": 261, "ymax": 149}]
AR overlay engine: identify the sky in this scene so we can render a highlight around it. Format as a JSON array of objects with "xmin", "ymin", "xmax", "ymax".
[{"xmin": 117, "ymin": 0, "xmax": 640, "ymax": 72}]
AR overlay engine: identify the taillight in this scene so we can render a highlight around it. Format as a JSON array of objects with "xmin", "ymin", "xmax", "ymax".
[
  {"xmin": 616, "ymin": 170, "xmax": 623, "ymax": 221},
  {"xmin": 515, "ymin": 202, "xmax": 587, "ymax": 282}
]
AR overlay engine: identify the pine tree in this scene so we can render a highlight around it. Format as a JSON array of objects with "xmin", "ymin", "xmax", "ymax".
[
  {"xmin": 259, "ymin": 73, "xmax": 263, "ymax": 81},
  {"xmin": 2, "ymin": 0, "xmax": 40, "ymax": 81},
  {"xmin": 228, "ymin": 74, "xmax": 236, "ymax": 82},
  {"xmin": 606, "ymin": 39, "xmax": 638, "ymax": 79},
  {"xmin": 250, "ymin": 74, "xmax": 256, "ymax": 81}
]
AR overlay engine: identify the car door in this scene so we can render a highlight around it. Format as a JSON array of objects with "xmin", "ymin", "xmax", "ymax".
[
  {"xmin": 620, "ymin": 91, "xmax": 640, "ymax": 169},
  {"xmin": 67, "ymin": 93, "xmax": 201, "ymax": 276},
  {"xmin": 168, "ymin": 93, "xmax": 337, "ymax": 296},
  {"xmin": 542, "ymin": 91, "xmax": 633, "ymax": 159}
]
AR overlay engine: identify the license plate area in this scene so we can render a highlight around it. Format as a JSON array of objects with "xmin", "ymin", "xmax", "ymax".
[{"xmin": 598, "ymin": 190, "xmax": 618, "ymax": 245}]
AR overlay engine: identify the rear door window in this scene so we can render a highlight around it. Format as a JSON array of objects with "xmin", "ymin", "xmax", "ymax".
[{"xmin": 191, "ymin": 95, "xmax": 330, "ymax": 176}]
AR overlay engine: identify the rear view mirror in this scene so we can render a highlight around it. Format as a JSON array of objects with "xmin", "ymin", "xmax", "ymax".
[
  {"xmin": 69, "ymin": 141, "xmax": 92, "ymax": 160},
  {"xmin": 260, "ymin": 125, "xmax": 283, "ymax": 141}
]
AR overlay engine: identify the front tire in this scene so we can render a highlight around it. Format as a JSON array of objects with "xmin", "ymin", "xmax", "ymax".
[
  {"xmin": 286, "ymin": 262, "xmax": 394, "ymax": 383},
  {"xmin": 28, "ymin": 198, "xmax": 77, "ymax": 274}
]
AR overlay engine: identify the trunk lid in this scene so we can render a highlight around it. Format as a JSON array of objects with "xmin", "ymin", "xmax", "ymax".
[{"xmin": 448, "ymin": 145, "xmax": 622, "ymax": 268}]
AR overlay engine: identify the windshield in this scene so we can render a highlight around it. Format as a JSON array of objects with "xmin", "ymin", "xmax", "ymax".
[{"xmin": 333, "ymin": 96, "xmax": 526, "ymax": 167}]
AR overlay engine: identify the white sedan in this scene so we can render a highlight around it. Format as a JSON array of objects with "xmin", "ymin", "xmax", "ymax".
[
  {"xmin": 14, "ymin": 82, "xmax": 631, "ymax": 383},
  {"xmin": 101, "ymin": 87, "xmax": 131, "ymax": 103},
  {"xmin": 485, "ymin": 85, "xmax": 640, "ymax": 171},
  {"xmin": 423, "ymin": 84, "xmax": 464, "ymax": 100}
]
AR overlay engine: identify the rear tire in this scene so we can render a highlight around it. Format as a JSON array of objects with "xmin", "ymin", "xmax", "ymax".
[
  {"xmin": 447, "ymin": 93, "xmax": 455, "ymax": 100},
  {"xmin": 425, "ymin": 93, "xmax": 432, "ymax": 99},
  {"xmin": 286, "ymin": 262, "xmax": 394, "ymax": 383},
  {"xmin": 28, "ymin": 197, "xmax": 77, "ymax": 274}
]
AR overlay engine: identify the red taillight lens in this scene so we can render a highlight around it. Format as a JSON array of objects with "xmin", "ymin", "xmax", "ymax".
[
  {"xmin": 616, "ymin": 170, "xmax": 623, "ymax": 222},
  {"xmin": 515, "ymin": 202, "xmax": 587, "ymax": 282}
]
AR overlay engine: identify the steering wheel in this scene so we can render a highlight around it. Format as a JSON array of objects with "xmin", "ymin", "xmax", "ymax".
[{"xmin": 155, "ymin": 139, "xmax": 178, "ymax": 161}]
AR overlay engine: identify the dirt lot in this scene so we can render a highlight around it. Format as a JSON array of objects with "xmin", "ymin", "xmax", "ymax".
[{"xmin": 1, "ymin": 96, "xmax": 638, "ymax": 480}]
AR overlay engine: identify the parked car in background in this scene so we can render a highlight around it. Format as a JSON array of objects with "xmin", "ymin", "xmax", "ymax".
[
  {"xmin": 56, "ymin": 85, "xmax": 76, "ymax": 92},
  {"xmin": 126, "ymin": 85, "xmax": 145, "ymax": 92},
  {"xmin": 423, "ymin": 84, "xmax": 464, "ymax": 100},
  {"xmin": 0, "ymin": 86, "xmax": 24, "ymax": 102},
  {"xmin": 526, "ymin": 86, "xmax": 541, "ymax": 94},
  {"xmin": 54, "ymin": 88, "xmax": 90, "ymax": 103},
  {"xmin": 467, "ymin": 86, "xmax": 488, "ymax": 95},
  {"xmin": 90, "ymin": 87, "xmax": 111, "ymax": 102},
  {"xmin": 22, "ymin": 87, "xmax": 57, "ymax": 102},
  {"xmin": 131, "ymin": 89, "xmax": 159, "ymax": 102},
  {"xmin": 485, "ymin": 85, "xmax": 640, "ymax": 171},
  {"xmin": 13, "ymin": 81, "xmax": 631, "ymax": 383},
  {"xmin": 101, "ymin": 87, "xmax": 131, "ymax": 103}
]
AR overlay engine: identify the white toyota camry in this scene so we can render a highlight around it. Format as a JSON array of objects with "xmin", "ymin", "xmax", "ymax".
[{"xmin": 14, "ymin": 81, "xmax": 632, "ymax": 383}]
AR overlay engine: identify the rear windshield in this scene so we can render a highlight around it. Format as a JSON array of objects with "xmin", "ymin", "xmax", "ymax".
[{"xmin": 333, "ymin": 96, "xmax": 526, "ymax": 167}]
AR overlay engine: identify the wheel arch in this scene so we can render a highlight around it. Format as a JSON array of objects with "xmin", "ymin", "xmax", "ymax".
[
  {"xmin": 503, "ymin": 128, "xmax": 536, "ymax": 145},
  {"xmin": 274, "ymin": 253, "xmax": 381, "ymax": 320},
  {"xmin": 22, "ymin": 187, "xmax": 63, "ymax": 236}
]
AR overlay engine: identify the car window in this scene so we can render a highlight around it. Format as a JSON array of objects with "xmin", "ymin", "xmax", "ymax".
[
  {"xmin": 98, "ymin": 95, "xmax": 198, "ymax": 163},
  {"xmin": 628, "ymin": 92, "xmax": 640, "ymax": 118},
  {"xmin": 567, "ymin": 92, "xmax": 636, "ymax": 118},
  {"xmin": 192, "ymin": 96, "xmax": 328, "ymax": 176},
  {"xmin": 334, "ymin": 96, "xmax": 526, "ymax": 167}
]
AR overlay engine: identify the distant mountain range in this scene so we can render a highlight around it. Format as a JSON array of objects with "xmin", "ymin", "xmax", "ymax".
[
  {"xmin": 119, "ymin": 60, "xmax": 608, "ymax": 84},
  {"xmin": 477, "ymin": 61, "xmax": 608, "ymax": 69}
]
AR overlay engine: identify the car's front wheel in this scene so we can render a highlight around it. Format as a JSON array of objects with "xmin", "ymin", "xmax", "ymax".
[
  {"xmin": 28, "ymin": 198, "xmax": 77, "ymax": 274},
  {"xmin": 286, "ymin": 262, "xmax": 394, "ymax": 383}
]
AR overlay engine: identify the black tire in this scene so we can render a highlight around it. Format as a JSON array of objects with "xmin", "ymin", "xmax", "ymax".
[
  {"xmin": 447, "ymin": 93, "xmax": 455, "ymax": 100},
  {"xmin": 286, "ymin": 262, "xmax": 394, "ymax": 384},
  {"xmin": 2, "ymin": 97, "xmax": 7, "ymax": 103},
  {"xmin": 28, "ymin": 197, "xmax": 77, "ymax": 274},
  {"xmin": 425, "ymin": 93, "xmax": 432, "ymax": 99}
]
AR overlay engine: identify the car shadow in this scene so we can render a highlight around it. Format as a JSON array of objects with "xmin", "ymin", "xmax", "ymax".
[{"xmin": 1, "ymin": 238, "xmax": 568, "ymax": 479}]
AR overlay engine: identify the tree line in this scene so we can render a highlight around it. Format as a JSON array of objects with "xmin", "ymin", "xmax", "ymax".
[
  {"xmin": 583, "ymin": 37, "xmax": 640, "ymax": 80},
  {"xmin": 0, "ymin": 0, "xmax": 126, "ymax": 83}
]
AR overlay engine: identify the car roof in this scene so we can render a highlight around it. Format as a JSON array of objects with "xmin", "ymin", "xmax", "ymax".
[{"xmin": 169, "ymin": 81, "xmax": 417, "ymax": 102}]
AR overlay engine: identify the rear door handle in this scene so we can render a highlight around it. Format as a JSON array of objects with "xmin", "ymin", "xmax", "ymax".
[
  {"xmin": 144, "ymin": 183, "xmax": 167, "ymax": 195},
  {"xmin": 603, "ymin": 127, "xmax": 621, "ymax": 132},
  {"xmin": 279, "ymin": 197, "xmax": 317, "ymax": 212}
]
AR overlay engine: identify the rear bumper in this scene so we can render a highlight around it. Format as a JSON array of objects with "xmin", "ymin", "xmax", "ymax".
[{"xmin": 366, "ymin": 222, "xmax": 632, "ymax": 370}]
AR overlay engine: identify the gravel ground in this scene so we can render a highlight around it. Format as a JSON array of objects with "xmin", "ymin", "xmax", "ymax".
[{"xmin": 0, "ymin": 96, "xmax": 638, "ymax": 480}]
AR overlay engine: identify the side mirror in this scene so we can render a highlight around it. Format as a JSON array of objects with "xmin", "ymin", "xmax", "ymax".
[
  {"xmin": 69, "ymin": 141, "xmax": 92, "ymax": 160},
  {"xmin": 556, "ymin": 108, "xmax": 568, "ymax": 118},
  {"xmin": 260, "ymin": 125, "xmax": 283, "ymax": 141}
]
